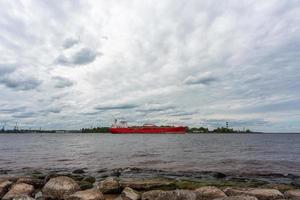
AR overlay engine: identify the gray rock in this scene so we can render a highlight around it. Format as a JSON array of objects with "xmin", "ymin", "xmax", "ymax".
[
  {"xmin": 79, "ymin": 181, "xmax": 94, "ymax": 190},
  {"xmin": 2, "ymin": 183, "xmax": 35, "ymax": 200},
  {"xmin": 224, "ymin": 188, "xmax": 284, "ymax": 200},
  {"xmin": 97, "ymin": 177, "xmax": 120, "ymax": 194},
  {"xmin": 284, "ymin": 189, "xmax": 300, "ymax": 200},
  {"xmin": 213, "ymin": 195, "xmax": 258, "ymax": 200},
  {"xmin": 142, "ymin": 189, "xmax": 196, "ymax": 200},
  {"xmin": 0, "ymin": 180, "xmax": 13, "ymax": 198},
  {"xmin": 66, "ymin": 188, "xmax": 104, "ymax": 200},
  {"xmin": 10, "ymin": 194, "xmax": 35, "ymax": 200},
  {"xmin": 42, "ymin": 176, "xmax": 80, "ymax": 199},
  {"xmin": 195, "ymin": 186, "xmax": 227, "ymax": 200},
  {"xmin": 73, "ymin": 169, "xmax": 86, "ymax": 174},
  {"xmin": 121, "ymin": 187, "xmax": 140, "ymax": 200},
  {"xmin": 142, "ymin": 190, "xmax": 175, "ymax": 200},
  {"xmin": 82, "ymin": 176, "xmax": 96, "ymax": 184}
]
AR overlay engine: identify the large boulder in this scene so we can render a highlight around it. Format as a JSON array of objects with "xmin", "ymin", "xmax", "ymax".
[
  {"xmin": 42, "ymin": 176, "xmax": 80, "ymax": 199},
  {"xmin": 224, "ymin": 188, "xmax": 283, "ymax": 200},
  {"xmin": 97, "ymin": 177, "xmax": 120, "ymax": 194},
  {"xmin": 0, "ymin": 180, "xmax": 13, "ymax": 198},
  {"xmin": 195, "ymin": 186, "xmax": 227, "ymax": 200},
  {"xmin": 142, "ymin": 190, "xmax": 175, "ymax": 200},
  {"xmin": 214, "ymin": 195, "xmax": 258, "ymax": 200},
  {"xmin": 66, "ymin": 188, "xmax": 104, "ymax": 200},
  {"xmin": 120, "ymin": 179, "xmax": 174, "ymax": 191},
  {"xmin": 2, "ymin": 183, "xmax": 35, "ymax": 200},
  {"xmin": 9, "ymin": 194, "xmax": 35, "ymax": 200},
  {"xmin": 284, "ymin": 189, "xmax": 300, "ymax": 200},
  {"xmin": 121, "ymin": 187, "xmax": 140, "ymax": 200},
  {"xmin": 142, "ymin": 189, "xmax": 196, "ymax": 200}
]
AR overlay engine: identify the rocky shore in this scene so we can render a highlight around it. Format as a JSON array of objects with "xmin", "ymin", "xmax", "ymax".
[{"xmin": 0, "ymin": 168, "xmax": 300, "ymax": 200}]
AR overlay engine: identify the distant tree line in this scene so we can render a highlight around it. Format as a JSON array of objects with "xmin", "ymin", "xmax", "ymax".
[
  {"xmin": 81, "ymin": 127, "xmax": 110, "ymax": 133},
  {"xmin": 187, "ymin": 126, "xmax": 251, "ymax": 133}
]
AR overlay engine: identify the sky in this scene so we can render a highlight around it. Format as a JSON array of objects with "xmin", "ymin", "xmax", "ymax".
[{"xmin": 0, "ymin": 0, "xmax": 300, "ymax": 132}]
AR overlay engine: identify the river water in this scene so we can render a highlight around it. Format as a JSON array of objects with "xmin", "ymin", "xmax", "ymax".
[{"xmin": 0, "ymin": 133, "xmax": 300, "ymax": 176}]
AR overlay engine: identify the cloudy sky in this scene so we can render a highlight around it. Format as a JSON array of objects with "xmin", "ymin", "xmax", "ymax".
[{"xmin": 0, "ymin": 0, "xmax": 300, "ymax": 132}]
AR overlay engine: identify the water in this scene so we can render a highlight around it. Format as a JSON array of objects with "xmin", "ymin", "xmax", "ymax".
[{"xmin": 0, "ymin": 133, "xmax": 300, "ymax": 176}]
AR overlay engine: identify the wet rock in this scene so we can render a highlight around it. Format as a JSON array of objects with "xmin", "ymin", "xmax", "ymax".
[
  {"xmin": 262, "ymin": 183, "xmax": 296, "ymax": 192},
  {"xmin": 284, "ymin": 189, "xmax": 300, "ymax": 200},
  {"xmin": 17, "ymin": 177, "xmax": 44, "ymax": 188},
  {"xmin": 119, "ymin": 179, "xmax": 175, "ymax": 191},
  {"xmin": 2, "ymin": 183, "xmax": 35, "ymax": 200},
  {"xmin": 98, "ymin": 177, "xmax": 120, "ymax": 194},
  {"xmin": 42, "ymin": 176, "xmax": 80, "ymax": 199},
  {"xmin": 83, "ymin": 176, "xmax": 96, "ymax": 184},
  {"xmin": 292, "ymin": 179, "xmax": 300, "ymax": 187},
  {"xmin": 79, "ymin": 180, "xmax": 94, "ymax": 190},
  {"xmin": 214, "ymin": 195, "xmax": 258, "ymax": 200},
  {"xmin": 121, "ymin": 187, "xmax": 140, "ymax": 200},
  {"xmin": 212, "ymin": 172, "xmax": 226, "ymax": 179},
  {"xmin": 66, "ymin": 188, "xmax": 104, "ymax": 200},
  {"xmin": 195, "ymin": 186, "xmax": 227, "ymax": 200},
  {"xmin": 224, "ymin": 188, "xmax": 284, "ymax": 200},
  {"xmin": 28, "ymin": 170, "xmax": 46, "ymax": 180},
  {"xmin": 10, "ymin": 194, "xmax": 35, "ymax": 200},
  {"xmin": 73, "ymin": 169, "xmax": 86, "ymax": 174},
  {"xmin": 142, "ymin": 189, "xmax": 196, "ymax": 200},
  {"xmin": 0, "ymin": 180, "xmax": 13, "ymax": 198}
]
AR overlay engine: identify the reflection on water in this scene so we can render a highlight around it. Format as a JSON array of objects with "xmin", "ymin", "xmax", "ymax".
[{"xmin": 0, "ymin": 133, "xmax": 300, "ymax": 175}]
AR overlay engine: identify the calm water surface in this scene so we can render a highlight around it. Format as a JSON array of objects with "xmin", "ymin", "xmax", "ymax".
[{"xmin": 0, "ymin": 133, "xmax": 300, "ymax": 175}]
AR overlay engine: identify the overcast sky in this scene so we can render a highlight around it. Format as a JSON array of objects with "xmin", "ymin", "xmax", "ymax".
[{"xmin": 0, "ymin": 0, "xmax": 300, "ymax": 132}]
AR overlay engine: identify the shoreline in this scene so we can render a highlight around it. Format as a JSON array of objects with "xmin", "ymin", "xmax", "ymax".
[{"xmin": 0, "ymin": 167, "xmax": 300, "ymax": 199}]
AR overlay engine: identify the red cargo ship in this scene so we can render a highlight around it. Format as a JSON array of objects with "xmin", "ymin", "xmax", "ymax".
[{"xmin": 109, "ymin": 119, "xmax": 186, "ymax": 134}]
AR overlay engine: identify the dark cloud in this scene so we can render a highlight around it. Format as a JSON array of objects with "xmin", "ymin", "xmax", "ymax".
[
  {"xmin": 56, "ymin": 48, "xmax": 101, "ymax": 66},
  {"xmin": 0, "ymin": 106, "xmax": 26, "ymax": 113},
  {"xmin": 137, "ymin": 104, "xmax": 176, "ymax": 113},
  {"xmin": 0, "ymin": 76, "xmax": 42, "ymax": 91},
  {"xmin": 0, "ymin": 64, "xmax": 16, "ymax": 75},
  {"xmin": 12, "ymin": 111, "xmax": 35, "ymax": 118},
  {"xmin": 62, "ymin": 38, "xmax": 79, "ymax": 49},
  {"xmin": 52, "ymin": 76, "xmax": 74, "ymax": 88},
  {"xmin": 183, "ymin": 73, "xmax": 218, "ymax": 85},
  {"xmin": 95, "ymin": 103, "xmax": 139, "ymax": 111},
  {"xmin": 41, "ymin": 107, "xmax": 62, "ymax": 114}
]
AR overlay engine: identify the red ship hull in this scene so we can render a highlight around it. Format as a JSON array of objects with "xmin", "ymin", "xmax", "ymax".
[{"xmin": 110, "ymin": 126, "xmax": 187, "ymax": 134}]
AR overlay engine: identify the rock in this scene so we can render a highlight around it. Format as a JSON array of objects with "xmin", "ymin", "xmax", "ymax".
[
  {"xmin": 66, "ymin": 188, "xmax": 104, "ymax": 200},
  {"xmin": 79, "ymin": 181, "xmax": 94, "ymax": 190},
  {"xmin": 2, "ymin": 183, "xmax": 35, "ymax": 200},
  {"xmin": 142, "ymin": 189, "xmax": 196, "ymax": 200},
  {"xmin": 119, "ymin": 179, "xmax": 174, "ymax": 191},
  {"xmin": 142, "ymin": 190, "xmax": 175, "ymax": 200},
  {"xmin": 224, "ymin": 188, "xmax": 284, "ymax": 200},
  {"xmin": 0, "ymin": 180, "xmax": 13, "ymax": 198},
  {"xmin": 262, "ymin": 183, "xmax": 296, "ymax": 192},
  {"xmin": 211, "ymin": 172, "xmax": 226, "ymax": 179},
  {"xmin": 42, "ymin": 176, "xmax": 80, "ymax": 199},
  {"xmin": 284, "ymin": 189, "xmax": 300, "ymax": 200},
  {"xmin": 214, "ymin": 195, "xmax": 258, "ymax": 200},
  {"xmin": 17, "ymin": 177, "xmax": 44, "ymax": 188},
  {"xmin": 73, "ymin": 169, "xmax": 86, "ymax": 174},
  {"xmin": 83, "ymin": 176, "xmax": 96, "ymax": 184},
  {"xmin": 121, "ymin": 187, "xmax": 140, "ymax": 200},
  {"xmin": 10, "ymin": 194, "xmax": 35, "ymax": 200},
  {"xmin": 292, "ymin": 179, "xmax": 300, "ymax": 187},
  {"xmin": 98, "ymin": 177, "xmax": 120, "ymax": 194},
  {"xmin": 173, "ymin": 190, "xmax": 197, "ymax": 200},
  {"xmin": 195, "ymin": 186, "xmax": 227, "ymax": 200}
]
